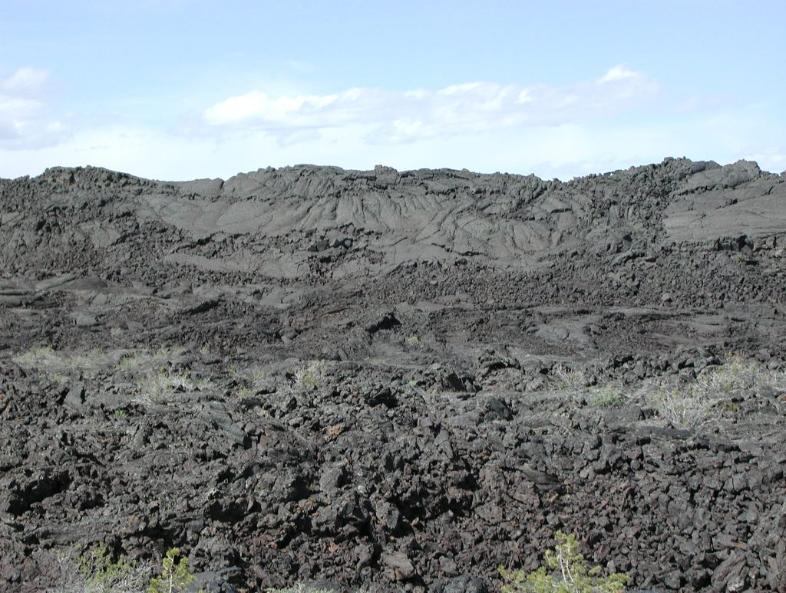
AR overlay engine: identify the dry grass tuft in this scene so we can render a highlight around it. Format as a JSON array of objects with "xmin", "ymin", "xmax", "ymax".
[
  {"xmin": 136, "ymin": 371, "xmax": 212, "ymax": 405},
  {"xmin": 116, "ymin": 346, "xmax": 187, "ymax": 373},
  {"xmin": 650, "ymin": 354, "xmax": 786, "ymax": 428},
  {"xmin": 551, "ymin": 364, "xmax": 588, "ymax": 391},
  {"xmin": 13, "ymin": 346, "xmax": 114, "ymax": 377},
  {"xmin": 294, "ymin": 360, "xmax": 327, "ymax": 391}
]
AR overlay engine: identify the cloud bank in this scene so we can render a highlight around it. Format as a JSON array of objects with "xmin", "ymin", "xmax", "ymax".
[
  {"xmin": 0, "ymin": 65, "xmax": 784, "ymax": 181},
  {"xmin": 202, "ymin": 66, "xmax": 658, "ymax": 142},
  {"xmin": 0, "ymin": 68, "xmax": 67, "ymax": 149}
]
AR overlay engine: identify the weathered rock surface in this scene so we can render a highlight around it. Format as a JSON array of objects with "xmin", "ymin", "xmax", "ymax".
[{"xmin": 0, "ymin": 158, "xmax": 785, "ymax": 593}]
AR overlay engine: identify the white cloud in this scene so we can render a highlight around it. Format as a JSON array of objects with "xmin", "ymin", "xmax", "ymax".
[
  {"xmin": 0, "ymin": 68, "xmax": 67, "ymax": 149},
  {"xmin": 5, "ymin": 106, "xmax": 784, "ymax": 183},
  {"xmin": 598, "ymin": 65, "xmax": 641, "ymax": 83},
  {"xmin": 2, "ymin": 65, "xmax": 785, "ymax": 182},
  {"xmin": 202, "ymin": 66, "xmax": 659, "ymax": 143},
  {"xmin": 0, "ymin": 67, "xmax": 50, "ymax": 95}
]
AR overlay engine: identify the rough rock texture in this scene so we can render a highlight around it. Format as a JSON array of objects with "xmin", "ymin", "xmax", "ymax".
[{"xmin": 0, "ymin": 158, "xmax": 785, "ymax": 593}]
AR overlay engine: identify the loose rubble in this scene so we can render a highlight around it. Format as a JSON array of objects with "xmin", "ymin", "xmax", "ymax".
[{"xmin": 1, "ymin": 158, "xmax": 785, "ymax": 593}]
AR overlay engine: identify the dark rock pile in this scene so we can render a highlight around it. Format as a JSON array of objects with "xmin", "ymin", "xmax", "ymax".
[{"xmin": 0, "ymin": 158, "xmax": 785, "ymax": 592}]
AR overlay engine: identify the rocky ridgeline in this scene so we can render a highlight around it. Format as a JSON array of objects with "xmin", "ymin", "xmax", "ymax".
[{"xmin": 0, "ymin": 159, "xmax": 785, "ymax": 592}]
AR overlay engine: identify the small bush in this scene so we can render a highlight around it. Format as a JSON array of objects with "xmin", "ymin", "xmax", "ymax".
[
  {"xmin": 136, "ymin": 371, "xmax": 212, "ymax": 404},
  {"xmin": 230, "ymin": 364, "xmax": 268, "ymax": 396},
  {"xmin": 500, "ymin": 531, "xmax": 628, "ymax": 593},
  {"xmin": 50, "ymin": 546, "xmax": 200, "ymax": 593},
  {"xmin": 588, "ymin": 387, "xmax": 626, "ymax": 409},
  {"xmin": 551, "ymin": 365, "xmax": 588, "ymax": 391},
  {"xmin": 79, "ymin": 545, "xmax": 145, "ymax": 593},
  {"xmin": 695, "ymin": 354, "xmax": 785, "ymax": 397},
  {"xmin": 650, "ymin": 354, "xmax": 786, "ymax": 428},
  {"xmin": 294, "ymin": 360, "xmax": 327, "ymax": 391},
  {"xmin": 405, "ymin": 335, "xmax": 422, "ymax": 347},
  {"xmin": 49, "ymin": 544, "xmax": 149, "ymax": 593},
  {"xmin": 234, "ymin": 385, "xmax": 254, "ymax": 399},
  {"xmin": 148, "ymin": 548, "xmax": 201, "ymax": 593},
  {"xmin": 651, "ymin": 384, "xmax": 715, "ymax": 428}
]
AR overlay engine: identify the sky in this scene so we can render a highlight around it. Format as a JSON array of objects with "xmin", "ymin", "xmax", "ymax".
[{"xmin": 1, "ymin": 0, "xmax": 785, "ymax": 180}]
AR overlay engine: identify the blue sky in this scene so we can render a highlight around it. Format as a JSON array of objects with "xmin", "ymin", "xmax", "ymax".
[{"xmin": 1, "ymin": 0, "xmax": 785, "ymax": 180}]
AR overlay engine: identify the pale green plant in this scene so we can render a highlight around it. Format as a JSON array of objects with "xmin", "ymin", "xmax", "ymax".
[
  {"xmin": 588, "ymin": 386, "xmax": 626, "ymax": 409},
  {"xmin": 650, "ymin": 355, "xmax": 786, "ymax": 428},
  {"xmin": 695, "ymin": 354, "xmax": 786, "ymax": 397},
  {"xmin": 13, "ymin": 345, "xmax": 58, "ymax": 368},
  {"xmin": 233, "ymin": 386, "xmax": 252, "ymax": 399},
  {"xmin": 294, "ymin": 360, "xmax": 326, "ymax": 391},
  {"xmin": 247, "ymin": 366, "xmax": 267, "ymax": 386},
  {"xmin": 230, "ymin": 364, "xmax": 269, "ymax": 398},
  {"xmin": 191, "ymin": 376, "xmax": 212, "ymax": 391},
  {"xmin": 500, "ymin": 531, "xmax": 628, "ymax": 593},
  {"xmin": 117, "ymin": 347, "xmax": 187, "ymax": 373},
  {"xmin": 267, "ymin": 585, "xmax": 340, "ymax": 593},
  {"xmin": 49, "ymin": 544, "xmax": 149, "ymax": 593},
  {"xmin": 405, "ymin": 334, "xmax": 422, "ymax": 347},
  {"xmin": 51, "ymin": 372, "xmax": 71, "ymax": 386},
  {"xmin": 552, "ymin": 365, "xmax": 588, "ymax": 391},
  {"xmin": 13, "ymin": 346, "xmax": 112, "ymax": 377},
  {"xmin": 49, "ymin": 545, "xmax": 202, "ymax": 593},
  {"xmin": 650, "ymin": 384, "xmax": 716, "ymax": 428},
  {"xmin": 136, "ymin": 371, "xmax": 212, "ymax": 404},
  {"xmin": 231, "ymin": 364, "xmax": 267, "ymax": 387},
  {"xmin": 78, "ymin": 545, "xmax": 139, "ymax": 592}
]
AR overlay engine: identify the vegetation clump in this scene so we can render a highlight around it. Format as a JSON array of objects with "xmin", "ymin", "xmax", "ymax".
[
  {"xmin": 650, "ymin": 354, "xmax": 786, "ymax": 428},
  {"xmin": 117, "ymin": 347, "xmax": 187, "ymax": 373},
  {"xmin": 229, "ymin": 364, "xmax": 268, "ymax": 398},
  {"xmin": 136, "ymin": 371, "xmax": 212, "ymax": 404},
  {"xmin": 650, "ymin": 384, "xmax": 715, "ymax": 428},
  {"xmin": 266, "ymin": 585, "xmax": 338, "ymax": 593},
  {"xmin": 13, "ymin": 346, "xmax": 113, "ymax": 378},
  {"xmin": 551, "ymin": 365, "xmax": 588, "ymax": 391},
  {"xmin": 79, "ymin": 545, "xmax": 143, "ymax": 593},
  {"xmin": 587, "ymin": 386, "xmax": 626, "ymax": 408},
  {"xmin": 499, "ymin": 531, "xmax": 628, "ymax": 593},
  {"xmin": 148, "ymin": 548, "xmax": 201, "ymax": 593},
  {"xmin": 52, "ymin": 546, "xmax": 200, "ymax": 593},
  {"xmin": 294, "ymin": 360, "xmax": 327, "ymax": 391},
  {"xmin": 50, "ymin": 544, "xmax": 148, "ymax": 593}
]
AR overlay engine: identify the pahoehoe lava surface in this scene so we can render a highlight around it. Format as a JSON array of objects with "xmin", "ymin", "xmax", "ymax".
[{"xmin": 1, "ymin": 158, "xmax": 785, "ymax": 592}]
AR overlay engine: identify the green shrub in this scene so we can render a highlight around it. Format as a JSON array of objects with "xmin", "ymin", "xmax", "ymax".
[
  {"xmin": 78, "ymin": 545, "xmax": 139, "ymax": 592},
  {"xmin": 500, "ymin": 531, "xmax": 628, "ymax": 593},
  {"xmin": 148, "ymin": 548, "xmax": 201, "ymax": 593},
  {"xmin": 51, "ymin": 545, "xmax": 200, "ymax": 593},
  {"xmin": 48, "ymin": 544, "xmax": 149, "ymax": 593}
]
